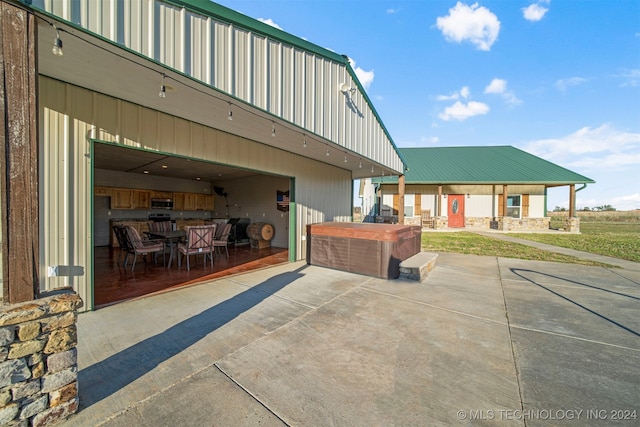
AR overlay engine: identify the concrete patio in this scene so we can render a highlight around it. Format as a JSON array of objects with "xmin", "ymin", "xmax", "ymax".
[{"xmin": 61, "ymin": 249, "xmax": 639, "ymax": 426}]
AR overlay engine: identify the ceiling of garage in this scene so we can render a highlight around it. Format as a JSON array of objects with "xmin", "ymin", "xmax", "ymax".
[{"xmin": 93, "ymin": 143, "xmax": 259, "ymax": 182}]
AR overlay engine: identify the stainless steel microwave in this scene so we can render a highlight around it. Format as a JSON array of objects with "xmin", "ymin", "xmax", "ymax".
[{"xmin": 151, "ymin": 198, "xmax": 173, "ymax": 209}]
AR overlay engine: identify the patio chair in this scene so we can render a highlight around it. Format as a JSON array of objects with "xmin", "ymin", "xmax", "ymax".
[
  {"xmin": 421, "ymin": 210, "xmax": 435, "ymax": 229},
  {"xmin": 213, "ymin": 222, "xmax": 233, "ymax": 258},
  {"xmin": 112, "ymin": 225, "xmax": 130, "ymax": 264},
  {"xmin": 177, "ymin": 224, "xmax": 216, "ymax": 271},
  {"xmin": 123, "ymin": 226, "xmax": 165, "ymax": 272}
]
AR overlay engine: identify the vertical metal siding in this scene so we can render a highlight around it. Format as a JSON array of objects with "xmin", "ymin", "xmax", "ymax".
[{"xmin": 35, "ymin": 0, "xmax": 403, "ymax": 172}]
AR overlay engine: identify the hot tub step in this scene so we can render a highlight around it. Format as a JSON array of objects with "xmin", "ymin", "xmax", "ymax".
[{"xmin": 399, "ymin": 252, "xmax": 438, "ymax": 282}]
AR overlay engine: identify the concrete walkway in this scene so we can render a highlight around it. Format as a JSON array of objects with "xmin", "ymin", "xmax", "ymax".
[{"xmin": 62, "ymin": 249, "xmax": 640, "ymax": 426}]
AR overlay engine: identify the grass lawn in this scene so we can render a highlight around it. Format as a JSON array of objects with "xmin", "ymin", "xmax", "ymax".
[
  {"xmin": 510, "ymin": 222, "xmax": 640, "ymax": 263},
  {"xmin": 421, "ymin": 232, "xmax": 614, "ymax": 267}
]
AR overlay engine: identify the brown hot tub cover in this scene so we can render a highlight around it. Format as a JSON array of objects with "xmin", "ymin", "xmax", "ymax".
[{"xmin": 306, "ymin": 222, "xmax": 422, "ymax": 279}]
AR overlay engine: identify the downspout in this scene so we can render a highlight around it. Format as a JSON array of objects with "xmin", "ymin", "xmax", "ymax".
[
  {"xmin": 573, "ymin": 183, "xmax": 587, "ymax": 216},
  {"xmin": 574, "ymin": 183, "xmax": 588, "ymax": 215}
]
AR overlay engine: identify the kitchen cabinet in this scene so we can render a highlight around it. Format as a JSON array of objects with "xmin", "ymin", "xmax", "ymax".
[
  {"xmin": 150, "ymin": 191, "xmax": 172, "ymax": 199},
  {"xmin": 196, "ymin": 194, "xmax": 214, "ymax": 210},
  {"xmin": 111, "ymin": 188, "xmax": 133, "ymax": 209},
  {"xmin": 133, "ymin": 190, "xmax": 150, "ymax": 209}
]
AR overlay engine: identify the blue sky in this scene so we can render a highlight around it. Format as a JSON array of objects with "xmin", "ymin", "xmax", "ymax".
[{"xmin": 213, "ymin": 0, "xmax": 640, "ymax": 211}]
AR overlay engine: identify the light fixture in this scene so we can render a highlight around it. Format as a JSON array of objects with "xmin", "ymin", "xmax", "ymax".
[
  {"xmin": 339, "ymin": 82, "xmax": 356, "ymax": 95},
  {"xmin": 344, "ymin": 154, "xmax": 348, "ymax": 163},
  {"xmin": 371, "ymin": 165, "xmax": 374, "ymax": 173},
  {"xmin": 143, "ymin": 170, "xmax": 149, "ymax": 174},
  {"xmin": 162, "ymin": 164, "xmax": 168, "ymax": 169},
  {"xmin": 359, "ymin": 160, "xmax": 362, "ymax": 169},
  {"xmin": 303, "ymin": 135, "xmax": 307, "ymax": 148},
  {"xmin": 271, "ymin": 122, "xmax": 276, "ymax": 137},
  {"xmin": 159, "ymin": 73, "xmax": 166, "ymax": 98},
  {"xmin": 326, "ymin": 148, "xmax": 330, "ymax": 157},
  {"xmin": 227, "ymin": 103, "xmax": 233, "ymax": 121},
  {"xmin": 52, "ymin": 25, "xmax": 63, "ymax": 56}
]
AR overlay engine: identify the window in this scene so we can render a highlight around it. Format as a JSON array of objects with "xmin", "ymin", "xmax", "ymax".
[
  {"xmin": 507, "ymin": 195, "xmax": 521, "ymax": 218},
  {"xmin": 404, "ymin": 194, "xmax": 415, "ymax": 217}
]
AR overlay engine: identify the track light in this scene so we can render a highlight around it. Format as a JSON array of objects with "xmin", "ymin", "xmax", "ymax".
[
  {"xmin": 159, "ymin": 73, "xmax": 166, "ymax": 98},
  {"xmin": 52, "ymin": 25, "xmax": 63, "ymax": 56},
  {"xmin": 227, "ymin": 103, "xmax": 233, "ymax": 121}
]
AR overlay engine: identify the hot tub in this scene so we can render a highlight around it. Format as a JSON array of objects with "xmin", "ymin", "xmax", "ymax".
[{"xmin": 306, "ymin": 222, "xmax": 422, "ymax": 279}]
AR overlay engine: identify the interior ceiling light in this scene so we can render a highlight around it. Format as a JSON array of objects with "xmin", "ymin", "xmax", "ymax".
[
  {"xmin": 52, "ymin": 25, "xmax": 63, "ymax": 56},
  {"xmin": 228, "ymin": 103, "xmax": 233, "ymax": 121},
  {"xmin": 161, "ymin": 164, "xmax": 168, "ymax": 169},
  {"xmin": 159, "ymin": 73, "xmax": 167, "ymax": 98}
]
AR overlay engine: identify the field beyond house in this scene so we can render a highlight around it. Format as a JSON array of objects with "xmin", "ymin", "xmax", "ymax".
[{"xmin": 422, "ymin": 210, "xmax": 640, "ymax": 265}]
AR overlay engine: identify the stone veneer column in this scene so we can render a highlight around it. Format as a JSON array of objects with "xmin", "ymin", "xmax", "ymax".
[
  {"xmin": 0, "ymin": 288, "xmax": 82, "ymax": 426},
  {"xmin": 564, "ymin": 217, "xmax": 581, "ymax": 233}
]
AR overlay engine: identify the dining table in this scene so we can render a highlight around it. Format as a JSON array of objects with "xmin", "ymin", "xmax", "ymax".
[{"xmin": 148, "ymin": 230, "xmax": 187, "ymax": 268}]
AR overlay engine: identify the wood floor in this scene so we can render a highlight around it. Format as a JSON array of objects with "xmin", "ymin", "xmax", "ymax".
[{"xmin": 93, "ymin": 244, "xmax": 289, "ymax": 308}]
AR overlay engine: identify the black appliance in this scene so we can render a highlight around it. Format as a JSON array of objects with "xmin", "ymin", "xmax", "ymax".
[{"xmin": 228, "ymin": 218, "xmax": 250, "ymax": 246}]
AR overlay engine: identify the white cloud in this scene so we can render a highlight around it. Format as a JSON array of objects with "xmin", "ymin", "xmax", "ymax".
[
  {"xmin": 522, "ymin": 124, "xmax": 640, "ymax": 171},
  {"xmin": 522, "ymin": 2, "xmax": 549, "ymax": 22},
  {"xmin": 484, "ymin": 78, "xmax": 521, "ymax": 105},
  {"xmin": 386, "ymin": 8, "xmax": 400, "ymax": 14},
  {"xmin": 346, "ymin": 58, "xmax": 375, "ymax": 90},
  {"xmin": 617, "ymin": 68, "xmax": 640, "ymax": 87},
  {"xmin": 257, "ymin": 18, "xmax": 283, "ymax": 30},
  {"xmin": 438, "ymin": 101, "xmax": 490, "ymax": 121},
  {"xmin": 437, "ymin": 86, "xmax": 470, "ymax": 101},
  {"xmin": 555, "ymin": 76, "xmax": 588, "ymax": 92},
  {"xmin": 435, "ymin": 2, "xmax": 501, "ymax": 51}
]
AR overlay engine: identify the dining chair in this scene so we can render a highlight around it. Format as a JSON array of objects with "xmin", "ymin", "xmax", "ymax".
[
  {"xmin": 112, "ymin": 225, "xmax": 130, "ymax": 265},
  {"xmin": 213, "ymin": 222, "xmax": 233, "ymax": 258},
  {"xmin": 123, "ymin": 226, "xmax": 165, "ymax": 271},
  {"xmin": 148, "ymin": 221, "xmax": 173, "ymax": 233},
  {"xmin": 177, "ymin": 224, "xmax": 216, "ymax": 271}
]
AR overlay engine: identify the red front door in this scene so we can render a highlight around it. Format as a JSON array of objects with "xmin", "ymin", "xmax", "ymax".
[{"xmin": 448, "ymin": 195, "xmax": 465, "ymax": 228}]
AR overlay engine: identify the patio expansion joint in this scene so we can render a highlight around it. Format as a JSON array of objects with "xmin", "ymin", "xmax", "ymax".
[
  {"xmin": 212, "ymin": 274, "xmax": 379, "ymax": 425},
  {"xmin": 496, "ymin": 257, "xmax": 527, "ymax": 421}
]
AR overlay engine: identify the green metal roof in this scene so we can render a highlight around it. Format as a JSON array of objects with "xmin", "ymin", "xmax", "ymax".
[{"xmin": 375, "ymin": 146, "xmax": 594, "ymax": 185}]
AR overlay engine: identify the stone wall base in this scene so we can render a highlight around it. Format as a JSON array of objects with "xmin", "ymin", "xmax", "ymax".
[{"xmin": 0, "ymin": 288, "xmax": 83, "ymax": 426}]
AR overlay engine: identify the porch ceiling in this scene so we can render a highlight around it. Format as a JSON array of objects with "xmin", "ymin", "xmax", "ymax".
[{"xmin": 35, "ymin": 16, "xmax": 386, "ymax": 181}]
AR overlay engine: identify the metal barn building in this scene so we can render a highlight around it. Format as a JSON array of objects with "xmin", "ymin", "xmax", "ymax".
[{"xmin": 1, "ymin": 0, "xmax": 405, "ymax": 311}]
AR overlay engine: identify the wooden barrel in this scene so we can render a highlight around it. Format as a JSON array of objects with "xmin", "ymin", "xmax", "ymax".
[{"xmin": 247, "ymin": 222, "xmax": 274, "ymax": 242}]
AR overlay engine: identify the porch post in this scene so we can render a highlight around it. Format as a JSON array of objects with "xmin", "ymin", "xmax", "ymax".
[
  {"xmin": 397, "ymin": 174, "xmax": 405, "ymax": 225},
  {"xmin": 569, "ymin": 184, "xmax": 576, "ymax": 217},
  {"xmin": 502, "ymin": 185, "xmax": 508, "ymax": 217},
  {"xmin": 437, "ymin": 185, "xmax": 443, "ymax": 216},
  {"xmin": 0, "ymin": 2, "xmax": 39, "ymax": 303}
]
